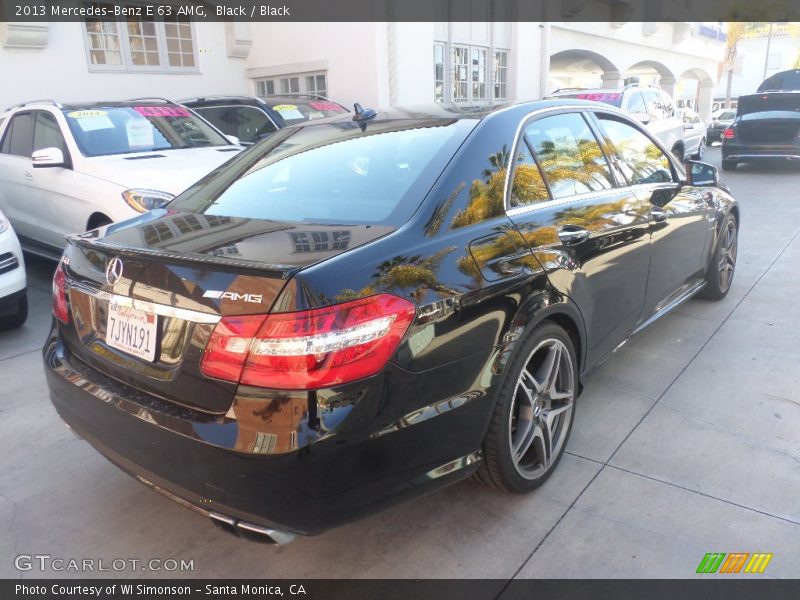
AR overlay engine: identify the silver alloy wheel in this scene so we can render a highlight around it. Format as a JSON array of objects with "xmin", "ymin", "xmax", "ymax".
[
  {"xmin": 697, "ymin": 139, "xmax": 705, "ymax": 159},
  {"xmin": 508, "ymin": 338, "xmax": 575, "ymax": 480},
  {"xmin": 718, "ymin": 218, "xmax": 738, "ymax": 293}
]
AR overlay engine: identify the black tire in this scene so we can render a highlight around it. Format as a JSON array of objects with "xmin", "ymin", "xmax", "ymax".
[
  {"xmin": 476, "ymin": 320, "xmax": 577, "ymax": 493},
  {"xmin": 705, "ymin": 137, "xmax": 713, "ymax": 146},
  {"xmin": 721, "ymin": 159, "xmax": 737, "ymax": 171},
  {"xmin": 0, "ymin": 293, "xmax": 27, "ymax": 331},
  {"xmin": 672, "ymin": 145, "xmax": 685, "ymax": 161},
  {"xmin": 87, "ymin": 214, "xmax": 112, "ymax": 230},
  {"xmin": 699, "ymin": 213, "xmax": 738, "ymax": 301}
]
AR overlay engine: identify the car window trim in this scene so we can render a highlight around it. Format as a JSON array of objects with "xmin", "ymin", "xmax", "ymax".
[
  {"xmin": 32, "ymin": 110, "xmax": 72, "ymax": 166},
  {"xmin": 502, "ymin": 104, "xmax": 625, "ymax": 212},
  {"xmin": 589, "ymin": 109, "xmax": 683, "ymax": 184}
]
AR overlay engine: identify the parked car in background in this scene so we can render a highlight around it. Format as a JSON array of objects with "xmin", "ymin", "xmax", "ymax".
[
  {"xmin": 706, "ymin": 107, "xmax": 737, "ymax": 144},
  {"xmin": 721, "ymin": 91, "xmax": 800, "ymax": 170},
  {"xmin": 45, "ymin": 99, "xmax": 739, "ymax": 541},
  {"xmin": 548, "ymin": 84, "xmax": 686, "ymax": 159},
  {"xmin": 678, "ymin": 107, "xmax": 706, "ymax": 159},
  {"xmin": 181, "ymin": 95, "xmax": 349, "ymax": 145},
  {"xmin": 0, "ymin": 208, "xmax": 26, "ymax": 330},
  {"xmin": 0, "ymin": 99, "xmax": 242, "ymax": 259}
]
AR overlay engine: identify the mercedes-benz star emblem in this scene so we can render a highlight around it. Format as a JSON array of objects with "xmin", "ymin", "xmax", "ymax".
[{"xmin": 105, "ymin": 256, "xmax": 124, "ymax": 286}]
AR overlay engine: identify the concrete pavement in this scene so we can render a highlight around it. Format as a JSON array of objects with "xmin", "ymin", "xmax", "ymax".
[{"xmin": 1, "ymin": 146, "xmax": 798, "ymax": 579}]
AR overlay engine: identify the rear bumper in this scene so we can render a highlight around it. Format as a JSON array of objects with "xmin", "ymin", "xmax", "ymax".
[
  {"xmin": 722, "ymin": 142, "xmax": 800, "ymax": 161},
  {"xmin": 43, "ymin": 329, "xmax": 488, "ymax": 536}
]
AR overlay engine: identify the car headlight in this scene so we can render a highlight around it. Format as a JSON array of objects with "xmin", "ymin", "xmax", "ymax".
[{"xmin": 122, "ymin": 189, "xmax": 175, "ymax": 213}]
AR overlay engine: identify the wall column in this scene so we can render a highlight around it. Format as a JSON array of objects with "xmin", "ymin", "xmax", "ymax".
[{"xmin": 601, "ymin": 70, "xmax": 622, "ymax": 89}]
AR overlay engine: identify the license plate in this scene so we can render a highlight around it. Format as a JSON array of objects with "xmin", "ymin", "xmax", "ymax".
[{"xmin": 105, "ymin": 303, "xmax": 158, "ymax": 362}]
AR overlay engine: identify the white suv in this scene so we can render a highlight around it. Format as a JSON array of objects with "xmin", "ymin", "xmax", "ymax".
[
  {"xmin": 549, "ymin": 85, "xmax": 687, "ymax": 159},
  {"xmin": 0, "ymin": 99, "xmax": 242, "ymax": 258}
]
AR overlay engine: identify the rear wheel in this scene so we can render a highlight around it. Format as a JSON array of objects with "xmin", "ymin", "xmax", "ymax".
[
  {"xmin": 477, "ymin": 321, "xmax": 577, "ymax": 493},
  {"xmin": 721, "ymin": 159, "xmax": 737, "ymax": 171},
  {"xmin": 672, "ymin": 144, "xmax": 685, "ymax": 161},
  {"xmin": 0, "ymin": 293, "xmax": 27, "ymax": 331},
  {"xmin": 699, "ymin": 213, "xmax": 737, "ymax": 300}
]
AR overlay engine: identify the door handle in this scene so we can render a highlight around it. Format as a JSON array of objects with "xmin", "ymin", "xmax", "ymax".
[
  {"xmin": 651, "ymin": 206, "xmax": 668, "ymax": 222},
  {"xmin": 557, "ymin": 226, "xmax": 590, "ymax": 246}
]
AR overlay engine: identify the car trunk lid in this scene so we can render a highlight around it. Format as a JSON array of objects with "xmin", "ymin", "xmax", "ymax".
[
  {"xmin": 59, "ymin": 210, "xmax": 394, "ymax": 414},
  {"xmin": 736, "ymin": 93, "xmax": 800, "ymax": 145}
]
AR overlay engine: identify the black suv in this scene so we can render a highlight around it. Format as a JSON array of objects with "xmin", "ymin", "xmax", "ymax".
[{"xmin": 181, "ymin": 95, "xmax": 349, "ymax": 145}]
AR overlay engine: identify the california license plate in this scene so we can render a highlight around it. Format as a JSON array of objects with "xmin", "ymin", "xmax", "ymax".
[{"xmin": 106, "ymin": 303, "xmax": 158, "ymax": 362}]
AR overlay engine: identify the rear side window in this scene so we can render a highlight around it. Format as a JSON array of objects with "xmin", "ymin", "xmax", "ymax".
[
  {"xmin": 626, "ymin": 91, "xmax": 646, "ymax": 115},
  {"xmin": 596, "ymin": 115, "xmax": 674, "ymax": 186},
  {"xmin": 169, "ymin": 119, "xmax": 476, "ymax": 226},
  {"xmin": 33, "ymin": 112, "xmax": 67, "ymax": 154},
  {"xmin": 0, "ymin": 112, "xmax": 35, "ymax": 158},
  {"xmin": 524, "ymin": 112, "xmax": 614, "ymax": 199},
  {"xmin": 195, "ymin": 106, "xmax": 277, "ymax": 144}
]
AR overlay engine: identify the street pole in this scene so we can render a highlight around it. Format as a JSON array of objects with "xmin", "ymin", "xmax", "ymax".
[{"xmin": 763, "ymin": 23, "xmax": 774, "ymax": 81}]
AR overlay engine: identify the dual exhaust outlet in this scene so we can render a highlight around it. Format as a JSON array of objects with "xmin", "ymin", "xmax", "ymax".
[{"xmin": 209, "ymin": 512, "xmax": 296, "ymax": 545}]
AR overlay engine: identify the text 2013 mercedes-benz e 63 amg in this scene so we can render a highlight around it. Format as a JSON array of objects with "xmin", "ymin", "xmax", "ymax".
[{"xmin": 44, "ymin": 100, "xmax": 739, "ymax": 543}]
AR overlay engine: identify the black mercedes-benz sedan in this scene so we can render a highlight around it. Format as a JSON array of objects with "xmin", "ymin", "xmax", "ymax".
[
  {"xmin": 721, "ymin": 91, "xmax": 800, "ymax": 170},
  {"xmin": 44, "ymin": 100, "xmax": 739, "ymax": 543}
]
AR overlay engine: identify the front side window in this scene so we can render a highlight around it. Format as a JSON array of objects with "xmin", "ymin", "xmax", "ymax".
[
  {"xmin": 596, "ymin": 115, "xmax": 674, "ymax": 186},
  {"xmin": 63, "ymin": 105, "xmax": 229, "ymax": 157},
  {"xmin": 0, "ymin": 112, "xmax": 35, "ymax": 158},
  {"xmin": 84, "ymin": 9, "xmax": 197, "ymax": 72},
  {"xmin": 642, "ymin": 90, "xmax": 664, "ymax": 121},
  {"xmin": 525, "ymin": 113, "xmax": 615, "ymax": 199},
  {"xmin": 169, "ymin": 119, "xmax": 476, "ymax": 226},
  {"xmin": 33, "ymin": 112, "xmax": 67, "ymax": 154},
  {"xmin": 194, "ymin": 106, "xmax": 277, "ymax": 144}
]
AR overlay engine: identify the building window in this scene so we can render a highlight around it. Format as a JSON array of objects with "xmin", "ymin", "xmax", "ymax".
[
  {"xmin": 290, "ymin": 231, "xmax": 351, "ymax": 253},
  {"xmin": 452, "ymin": 46, "xmax": 469, "ymax": 102},
  {"xmin": 471, "ymin": 47, "xmax": 487, "ymax": 101},
  {"xmin": 82, "ymin": 7, "xmax": 197, "ymax": 72},
  {"xmin": 494, "ymin": 50, "xmax": 508, "ymax": 100},
  {"xmin": 257, "ymin": 72, "xmax": 328, "ymax": 97},
  {"xmin": 437, "ymin": 43, "xmax": 502, "ymax": 103},
  {"xmin": 434, "ymin": 43, "xmax": 445, "ymax": 102}
]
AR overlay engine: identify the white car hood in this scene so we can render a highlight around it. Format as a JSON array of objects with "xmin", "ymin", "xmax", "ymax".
[{"xmin": 85, "ymin": 146, "xmax": 243, "ymax": 196}]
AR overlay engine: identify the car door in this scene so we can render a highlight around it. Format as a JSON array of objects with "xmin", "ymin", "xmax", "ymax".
[
  {"xmin": 504, "ymin": 110, "xmax": 651, "ymax": 367},
  {"xmin": 592, "ymin": 112, "xmax": 712, "ymax": 321},
  {"xmin": 0, "ymin": 111, "xmax": 38, "ymax": 240},
  {"xmin": 27, "ymin": 110, "xmax": 90, "ymax": 249}
]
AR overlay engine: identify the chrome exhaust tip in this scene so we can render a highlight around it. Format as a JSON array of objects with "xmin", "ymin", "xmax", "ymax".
[{"xmin": 209, "ymin": 512, "xmax": 296, "ymax": 545}]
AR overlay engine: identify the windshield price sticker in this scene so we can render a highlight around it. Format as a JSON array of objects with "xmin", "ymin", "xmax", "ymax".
[{"xmin": 134, "ymin": 106, "xmax": 191, "ymax": 118}]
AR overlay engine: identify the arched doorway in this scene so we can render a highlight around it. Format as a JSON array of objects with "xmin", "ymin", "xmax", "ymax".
[
  {"xmin": 549, "ymin": 49, "xmax": 620, "ymax": 94},
  {"xmin": 677, "ymin": 67, "xmax": 715, "ymax": 121}
]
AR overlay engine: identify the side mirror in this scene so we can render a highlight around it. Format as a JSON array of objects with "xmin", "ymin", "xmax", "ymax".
[
  {"xmin": 226, "ymin": 135, "xmax": 241, "ymax": 146},
  {"xmin": 685, "ymin": 160, "xmax": 718, "ymax": 187},
  {"xmin": 32, "ymin": 147, "xmax": 66, "ymax": 168}
]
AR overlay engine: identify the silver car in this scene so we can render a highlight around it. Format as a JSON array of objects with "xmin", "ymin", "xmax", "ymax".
[{"xmin": 678, "ymin": 107, "xmax": 707, "ymax": 160}]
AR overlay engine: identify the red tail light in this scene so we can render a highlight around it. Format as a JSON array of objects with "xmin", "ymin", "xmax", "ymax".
[
  {"xmin": 200, "ymin": 294, "xmax": 416, "ymax": 390},
  {"xmin": 723, "ymin": 126, "xmax": 735, "ymax": 139},
  {"xmin": 52, "ymin": 262, "xmax": 69, "ymax": 324}
]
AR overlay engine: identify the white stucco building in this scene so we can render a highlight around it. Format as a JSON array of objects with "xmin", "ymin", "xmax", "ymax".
[{"xmin": 0, "ymin": 10, "xmax": 726, "ymax": 121}]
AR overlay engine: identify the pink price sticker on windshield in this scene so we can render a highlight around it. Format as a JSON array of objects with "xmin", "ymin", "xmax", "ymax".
[
  {"xmin": 309, "ymin": 101, "xmax": 345, "ymax": 112},
  {"xmin": 574, "ymin": 93, "xmax": 621, "ymax": 102},
  {"xmin": 134, "ymin": 105, "xmax": 191, "ymax": 118}
]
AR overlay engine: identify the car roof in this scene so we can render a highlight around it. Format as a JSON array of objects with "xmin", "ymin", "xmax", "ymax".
[{"xmin": 180, "ymin": 95, "xmax": 345, "ymax": 108}]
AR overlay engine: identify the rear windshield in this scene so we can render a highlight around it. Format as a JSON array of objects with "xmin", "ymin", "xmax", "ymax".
[
  {"xmin": 63, "ymin": 105, "xmax": 230, "ymax": 157},
  {"xmin": 168, "ymin": 118, "xmax": 475, "ymax": 226},
  {"xmin": 555, "ymin": 92, "xmax": 623, "ymax": 107},
  {"xmin": 269, "ymin": 100, "xmax": 348, "ymax": 123},
  {"xmin": 738, "ymin": 94, "xmax": 800, "ymax": 116}
]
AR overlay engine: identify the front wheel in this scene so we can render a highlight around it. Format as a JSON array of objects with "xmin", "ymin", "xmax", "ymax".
[
  {"xmin": 699, "ymin": 213, "xmax": 738, "ymax": 300},
  {"xmin": 476, "ymin": 321, "xmax": 577, "ymax": 493},
  {"xmin": 692, "ymin": 139, "xmax": 705, "ymax": 160}
]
